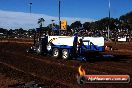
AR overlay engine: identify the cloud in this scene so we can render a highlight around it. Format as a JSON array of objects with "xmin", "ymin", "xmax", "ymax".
[{"xmin": 0, "ymin": 10, "xmax": 94, "ymax": 29}]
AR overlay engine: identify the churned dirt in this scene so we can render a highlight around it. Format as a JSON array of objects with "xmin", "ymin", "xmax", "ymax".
[{"xmin": 0, "ymin": 39, "xmax": 132, "ymax": 88}]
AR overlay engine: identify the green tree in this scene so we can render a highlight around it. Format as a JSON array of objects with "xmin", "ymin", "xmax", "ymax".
[
  {"xmin": 38, "ymin": 18, "xmax": 45, "ymax": 28},
  {"xmin": 119, "ymin": 11, "xmax": 132, "ymax": 30},
  {"xmin": 83, "ymin": 22, "xmax": 90, "ymax": 30},
  {"xmin": 70, "ymin": 21, "xmax": 82, "ymax": 29}
]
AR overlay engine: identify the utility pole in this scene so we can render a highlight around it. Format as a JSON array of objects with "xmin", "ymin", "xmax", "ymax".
[
  {"xmin": 51, "ymin": 20, "xmax": 55, "ymax": 30},
  {"xmin": 59, "ymin": 0, "xmax": 61, "ymax": 35},
  {"xmin": 29, "ymin": 2, "xmax": 32, "ymax": 15},
  {"xmin": 108, "ymin": 0, "xmax": 111, "ymax": 40},
  {"xmin": 29, "ymin": 2, "xmax": 35, "ymax": 45}
]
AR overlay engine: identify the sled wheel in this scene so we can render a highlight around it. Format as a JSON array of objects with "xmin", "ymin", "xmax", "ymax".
[
  {"xmin": 52, "ymin": 48, "xmax": 59, "ymax": 58},
  {"xmin": 62, "ymin": 49, "xmax": 69, "ymax": 60}
]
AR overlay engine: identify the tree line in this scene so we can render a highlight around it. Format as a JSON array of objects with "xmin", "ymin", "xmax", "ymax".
[{"xmin": 0, "ymin": 11, "xmax": 132, "ymax": 38}]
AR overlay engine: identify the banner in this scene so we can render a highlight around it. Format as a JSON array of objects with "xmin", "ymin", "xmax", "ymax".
[{"xmin": 61, "ymin": 20, "xmax": 67, "ymax": 30}]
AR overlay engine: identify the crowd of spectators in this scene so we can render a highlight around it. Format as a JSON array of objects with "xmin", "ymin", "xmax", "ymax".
[
  {"xmin": 50, "ymin": 27, "xmax": 132, "ymax": 42},
  {"xmin": 0, "ymin": 27, "xmax": 132, "ymax": 42}
]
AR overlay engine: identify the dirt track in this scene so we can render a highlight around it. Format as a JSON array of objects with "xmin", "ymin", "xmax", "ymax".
[{"xmin": 0, "ymin": 41, "xmax": 132, "ymax": 88}]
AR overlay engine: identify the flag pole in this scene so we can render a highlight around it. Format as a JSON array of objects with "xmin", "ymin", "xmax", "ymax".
[
  {"xmin": 108, "ymin": 0, "xmax": 111, "ymax": 40},
  {"xmin": 59, "ymin": 0, "xmax": 61, "ymax": 35}
]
